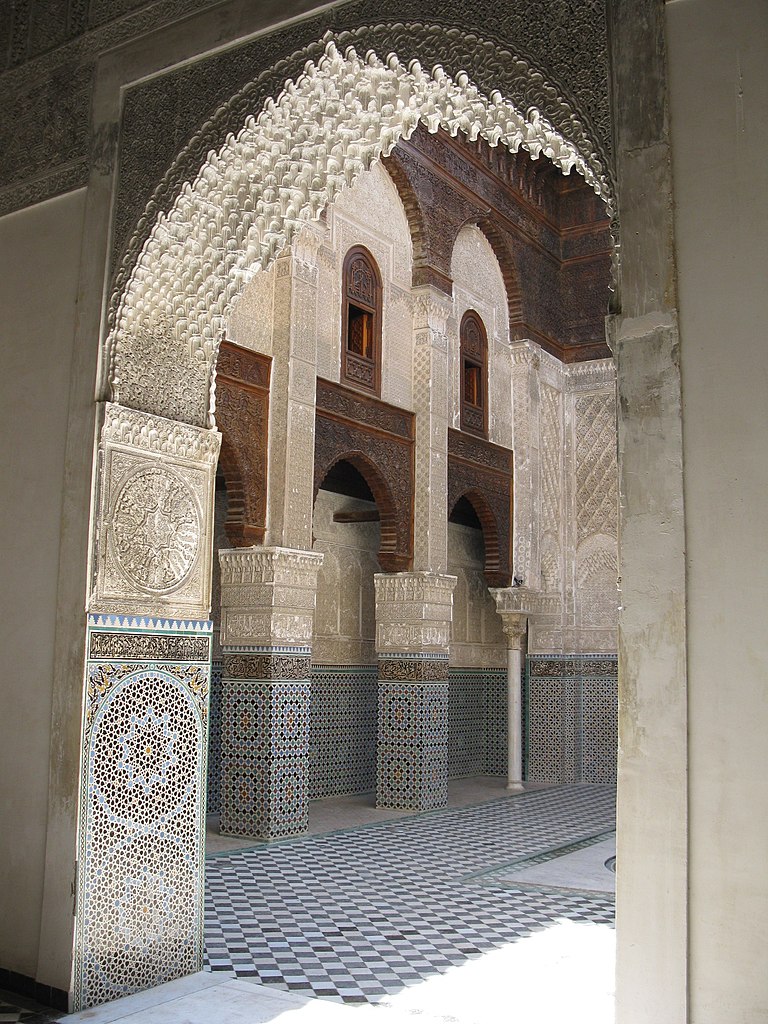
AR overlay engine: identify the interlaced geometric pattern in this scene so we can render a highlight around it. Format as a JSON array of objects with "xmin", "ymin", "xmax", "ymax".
[
  {"xmin": 209, "ymin": 669, "xmax": 510, "ymax": 808},
  {"xmin": 526, "ymin": 656, "xmax": 617, "ymax": 783},
  {"xmin": 575, "ymin": 393, "xmax": 618, "ymax": 542},
  {"xmin": 207, "ymin": 661, "xmax": 223, "ymax": 814},
  {"xmin": 75, "ymin": 617, "xmax": 211, "ymax": 1012},
  {"xmin": 309, "ymin": 668, "xmax": 377, "ymax": 800},
  {"xmin": 448, "ymin": 672, "xmax": 484, "ymax": 777},
  {"xmin": 377, "ymin": 680, "xmax": 449, "ymax": 810},
  {"xmin": 540, "ymin": 384, "xmax": 563, "ymax": 533},
  {"xmin": 76, "ymin": 666, "xmax": 207, "ymax": 1009},
  {"xmin": 482, "ymin": 671, "xmax": 509, "ymax": 776},
  {"xmin": 219, "ymin": 679, "xmax": 311, "ymax": 839},
  {"xmin": 204, "ymin": 784, "xmax": 616, "ymax": 1003}
]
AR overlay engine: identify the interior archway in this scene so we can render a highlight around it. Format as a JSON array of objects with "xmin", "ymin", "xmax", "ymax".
[{"xmin": 104, "ymin": 38, "xmax": 613, "ymax": 429}]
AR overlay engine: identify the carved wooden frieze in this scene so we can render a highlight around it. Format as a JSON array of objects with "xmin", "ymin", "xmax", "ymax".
[
  {"xmin": 383, "ymin": 145, "xmax": 487, "ymax": 294},
  {"xmin": 314, "ymin": 378, "xmax": 415, "ymax": 573},
  {"xmin": 388, "ymin": 126, "xmax": 612, "ymax": 361},
  {"xmin": 447, "ymin": 428, "xmax": 513, "ymax": 587},
  {"xmin": 214, "ymin": 341, "xmax": 271, "ymax": 546}
]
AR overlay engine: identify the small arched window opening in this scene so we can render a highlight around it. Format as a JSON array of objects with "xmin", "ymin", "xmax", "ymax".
[
  {"xmin": 342, "ymin": 246, "xmax": 382, "ymax": 395},
  {"xmin": 460, "ymin": 310, "xmax": 488, "ymax": 437}
]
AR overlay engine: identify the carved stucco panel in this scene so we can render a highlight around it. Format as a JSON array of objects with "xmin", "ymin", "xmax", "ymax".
[
  {"xmin": 92, "ymin": 405, "xmax": 219, "ymax": 619},
  {"xmin": 218, "ymin": 546, "xmax": 323, "ymax": 648},
  {"xmin": 412, "ymin": 290, "xmax": 452, "ymax": 573}
]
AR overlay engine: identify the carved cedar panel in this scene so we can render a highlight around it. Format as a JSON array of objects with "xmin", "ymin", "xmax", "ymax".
[
  {"xmin": 215, "ymin": 341, "xmax": 271, "ymax": 546},
  {"xmin": 314, "ymin": 378, "xmax": 414, "ymax": 573},
  {"xmin": 383, "ymin": 144, "xmax": 487, "ymax": 294},
  {"xmin": 447, "ymin": 428, "xmax": 513, "ymax": 587},
  {"xmin": 390, "ymin": 126, "xmax": 611, "ymax": 360}
]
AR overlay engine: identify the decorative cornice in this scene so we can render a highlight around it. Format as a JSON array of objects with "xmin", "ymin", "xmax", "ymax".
[{"xmin": 102, "ymin": 402, "xmax": 221, "ymax": 464}]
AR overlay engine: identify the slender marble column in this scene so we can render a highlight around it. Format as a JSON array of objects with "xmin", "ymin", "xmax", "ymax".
[{"xmin": 498, "ymin": 612, "xmax": 527, "ymax": 791}]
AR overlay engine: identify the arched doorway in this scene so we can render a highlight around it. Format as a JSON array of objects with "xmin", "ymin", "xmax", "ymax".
[{"xmin": 75, "ymin": 36, "xmax": 615, "ymax": 1011}]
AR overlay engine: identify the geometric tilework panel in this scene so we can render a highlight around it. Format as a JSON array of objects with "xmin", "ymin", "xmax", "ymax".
[
  {"xmin": 220, "ymin": 679, "xmax": 311, "ymax": 840},
  {"xmin": 207, "ymin": 660, "xmax": 223, "ymax": 815},
  {"xmin": 480, "ymin": 670, "xmax": 508, "ymax": 777},
  {"xmin": 309, "ymin": 667, "xmax": 377, "ymax": 801},
  {"xmin": 75, "ymin": 618, "xmax": 211, "ymax": 1012},
  {"xmin": 448, "ymin": 671, "xmax": 484, "ymax": 779},
  {"xmin": 580, "ymin": 670, "xmax": 618, "ymax": 783},
  {"xmin": 210, "ymin": 665, "xmax": 520, "ymax": 810},
  {"xmin": 377, "ymin": 680, "xmax": 448, "ymax": 811},
  {"xmin": 525, "ymin": 655, "xmax": 617, "ymax": 784}
]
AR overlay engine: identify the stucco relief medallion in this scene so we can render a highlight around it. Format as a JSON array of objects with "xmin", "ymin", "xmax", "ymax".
[{"xmin": 112, "ymin": 467, "xmax": 200, "ymax": 593}]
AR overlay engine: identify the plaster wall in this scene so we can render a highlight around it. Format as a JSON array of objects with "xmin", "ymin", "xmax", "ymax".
[
  {"xmin": 448, "ymin": 523, "xmax": 506, "ymax": 668},
  {"xmin": 666, "ymin": 2, "xmax": 768, "ymax": 1019},
  {"xmin": 312, "ymin": 489, "xmax": 380, "ymax": 666},
  {"xmin": 0, "ymin": 190, "xmax": 86, "ymax": 979},
  {"xmin": 450, "ymin": 225, "xmax": 513, "ymax": 448},
  {"xmin": 318, "ymin": 161, "xmax": 414, "ymax": 410}
]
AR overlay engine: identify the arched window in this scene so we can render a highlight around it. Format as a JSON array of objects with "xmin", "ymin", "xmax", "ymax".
[
  {"xmin": 341, "ymin": 246, "xmax": 382, "ymax": 394},
  {"xmin": 460, "ymin": 310, "xmax": 488, "ymax": 436}
]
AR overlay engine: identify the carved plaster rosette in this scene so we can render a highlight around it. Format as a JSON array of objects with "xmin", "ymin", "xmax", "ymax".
[{"xmin": 91, "ymin": 404, "xmax": 220, "ymax": 618}]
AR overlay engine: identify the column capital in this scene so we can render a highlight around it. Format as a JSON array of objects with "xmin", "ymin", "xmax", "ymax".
[
  {"xmin": 498, "ymin": 611, "xmax": 528, "ymax": 650},
  {"xmin": 491, "ymin": 586, "xmax": 560, "ymax": 651},
  {"xmin": 509, "ymin": 339, "xmax": 542, "ymax": 369},
  {"xmin": 411, "ymin": 285, "xmax": 454, "ymax": 334},
  {"xmin": 219, "ymin": 546, "xmax": 323, "ymax": 648},
  {"xmin": 374, "ymin": 571, "xmax": 457, "ymax": 655}
]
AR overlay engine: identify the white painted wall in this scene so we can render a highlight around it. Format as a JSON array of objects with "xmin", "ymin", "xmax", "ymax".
[
  {"xmin": 0, "ymin": 190, "xmax": 86, "ymax": 979},
  {"xmin": 667, "ymin": 2, "xmax": 768, "ymax": 1019},
  {"xmin": 450, "ymin": 224, "xmax": 512, "ymax": 448}
]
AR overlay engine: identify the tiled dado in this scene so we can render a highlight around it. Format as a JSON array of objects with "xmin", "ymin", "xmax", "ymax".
[
  {"xmin": 219, "ymin": 648, "xmax": 311, "ymax": 840},
  {"xmin": 447, "ymin": 669, "xmax": 508, "ymax": 779},
  {"xmin": 310, "ymin": 666, "xmax": 377, "ymax": 800},
  {"xmin": 75, "ymin": 614, "xmax": 213, "ymax": 1012},
  {"xmin": 377, "ymin": 655, "xmax": 449, "ymax": 811},
  {"xmin": 525, "ymin": 654, "xmax": 618, "ymax": 783},
  {"xmin": 207, "ymin": 660, "xmax": 223, "ymax": 815},
  {"xmin": 208, "ymin": 666, "xmax": 508, "ymax": 807}
]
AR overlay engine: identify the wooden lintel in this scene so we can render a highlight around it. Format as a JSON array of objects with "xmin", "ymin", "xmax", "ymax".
[{"xmin": 333, "ymin": 510, "xmax": 381, "ymax": 523}]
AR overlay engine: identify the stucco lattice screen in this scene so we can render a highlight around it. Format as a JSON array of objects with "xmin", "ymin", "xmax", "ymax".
[{"xmin": 74, "ymin": 616, "xmax": 212, "ymax": 1011}]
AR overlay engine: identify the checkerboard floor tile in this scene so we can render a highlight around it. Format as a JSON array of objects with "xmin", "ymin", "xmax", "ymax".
[{"xmin": 204, "ymin": 784, "xmax": 616, "ymax": 1004}]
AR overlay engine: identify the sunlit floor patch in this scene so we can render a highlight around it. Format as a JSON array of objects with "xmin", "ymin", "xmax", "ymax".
[
  {"xmin": 204, "ymin": 783, "xmax": 616, "ymax": 1009},
  {"xmin": 472, "ymin": 832, "xmax": 616, "ymax": 895}
]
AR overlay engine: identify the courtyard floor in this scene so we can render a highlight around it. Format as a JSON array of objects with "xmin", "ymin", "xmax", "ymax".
[{"xmin": 13, "ymin": 779, "xmax": 617, "ymax": 1024}]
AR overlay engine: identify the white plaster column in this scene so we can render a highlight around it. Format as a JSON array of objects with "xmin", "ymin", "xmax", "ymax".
[
  {"xmin": 411, "ymin": 288, "xmax": 453, "ymax": 573},
  {"xmin": 492, "ymin": 605, "xmax": 527, "ymax": 791},
  {"xmin": 374, "ymin": 571, "xmax": 457, "ymax": 810},
  {"xmin": 509, "ymin": 341, "xmax": 541, "ymax": 588},
  {"xmin": 491, "ymin": 588, "xmax": 557, "ymax": 789},
  {"xmin": 265, "ymin": 226, "xmax": 324, "ymax": 551},
  {"xmin": 218, "ymin": 546, "xmax": 323, "ymax": 839}
]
